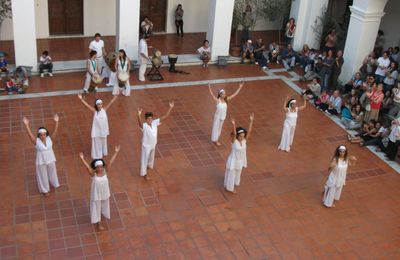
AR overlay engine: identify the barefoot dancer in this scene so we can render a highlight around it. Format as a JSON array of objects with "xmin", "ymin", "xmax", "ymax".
[
  {"xmin": 22, "ymin": 114, "xmax": 60, "ymax": 196},
  {"xmin": 209, "ymin": 82, "xmax": 244, "ymax": 146},
  {"xmin": 79, "ymin": 145, "xmax": 120, "ymax": 231},
  {"xmin": 224, "ymin": 113, "xmax": 254, "ymax": 194}
]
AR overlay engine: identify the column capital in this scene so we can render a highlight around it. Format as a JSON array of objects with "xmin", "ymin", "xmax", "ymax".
[{"xmin": 349, "ymin": 5, "xmax": 385, "ymax": 23}]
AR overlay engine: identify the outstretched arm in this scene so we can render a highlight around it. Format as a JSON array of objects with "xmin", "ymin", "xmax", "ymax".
[
  {"xmin": 246, "ymin": 113, "xmax": 255, "ymax": 140},
  {"xmin": 77, "ymin": 94, "xmax": 96, "ymax": 112},
  {"xmin": 137, "ymin": 108, "xmax": 143, "ymax": 129},
  {"xmin": 107, "ymin": 145, "xmax": 120, "ymax": 170},
  {"xmin": 227, "ymin": 81, "xmax": 244, "ymax": 101},
  {"xmin": 105, "ymin": 95, "xmax": 118, "ymax": 111},
  {"xmin": 52, "ymin": 114, "xmax": 60, "ymax": 139},
  {"xmin": 348, "ymin": 155, "xmax": 357, "ymax": 166},
  {"xmin": 208, "ymin": 83, "xmax": 218, "ymax": 102},
  {"xmin": 230, "ymin": 117, "xmax": 237, "ymax": 143},
  {"xmin": 283, "ymin": 96, "xmax": 289, "ymax": 112},
  {"xmin": 22, "ymin": 117, "xmax": 36, "ymax": 145},
  {"xmin": 160, "ymin": 101, "xmax": 175, "ymax": 122},
  {"xmin": 79, "ymin": 153, "xmax": 95, "ymax": 177},
  {"xmin": 298, "ymin": 97, "xmax": 307, "ymax": 111}
]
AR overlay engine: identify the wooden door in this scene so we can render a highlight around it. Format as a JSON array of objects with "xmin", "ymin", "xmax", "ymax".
[
  {"xmin": 140, "ymin": 0, "xmax": 167, "ymax": 32},
  {"xmin": 48, "ymin": 0, "xmax": 83, "ymax": 35}
]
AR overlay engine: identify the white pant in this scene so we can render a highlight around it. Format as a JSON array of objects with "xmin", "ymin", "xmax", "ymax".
[
  {"xmin": 108, "ymin": 71, "xmax": 117, "ymax": 85},
  {"xmin": 83, "ymin": 73, "xmax": 92, "ymax": 91},
  {"xmin": 224, "ymin": 168, "xmax": 242, "ymax": 192},
  {"xmin": 322, "ymin": 185, "xmax": 343, "ymax": 207},
  {"xmin": 139, "ymin": 57, "xmax": 147, "ymax": 81},
  {"xmin": 36, "ymin": 162, "xmax": 60, "ymax": 193},
  {"xmin": 278, "ymin": 121, "xmax": 296, "ymax": 152},
  {"xmin": 140, "ymin": 145, "xmax": 155, "ymax": 176},
  {"xmin": 91, "ymin": 137, "xmax": 108, "ymax": 159},
  {"xmin": 211, "ymin": 118, "xmax": 224, "ymax": 142},
  {"xmin": 90, "ymin": 198, "xmax": 110, "ymax": 224},
  {"xmin": 97, "ymin": 57, "xmax": 110, "ymax": 79}
]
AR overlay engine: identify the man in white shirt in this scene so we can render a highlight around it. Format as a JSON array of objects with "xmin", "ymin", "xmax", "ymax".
[
  {"xmin": 89, "ymin": 33, "xmax": 114, "ymax": 86},
  {"xmin": 375, "ymin": 51, "xmax": 390, "ymax": 84},
  {"xmin": 197, "ymin": 40, "xmax": 211, "ymax": 67},
  {"xmin": 138, "ymin": 35, "xmax": 151, "ymax": 82},
  {"xmin": 137, "ymin": 101, "xmax": 174, "ymax": 180},
  {"xmin": 39, "ymin": 51, "xmax": 53, "ymax": 77}
]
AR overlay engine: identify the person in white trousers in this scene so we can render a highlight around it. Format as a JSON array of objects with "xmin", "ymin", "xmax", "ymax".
[
  {"xmin": 208, "ymin": 82, "xmax": 244, "ymax": 146},
  {"xmin": 322, "ymin": 145, "xmax": 357, "ymax": 208},
  {"xmin": 137, "ymin": 100, "xmax": 174, "ymax": 180},
  {"xmin": 88, "ymin": 33, "xmax": 114, "ymax": 86},
  {"xmin": 78, "ymin": 94, "xmax": 118, "ymax": 159},
  {"xmin": 224, "ymin": 113, "xmax": 254, "ymax": 194},
  {"xmin": 278, "ymin": 96, "xmax": 307, "ymax": 152},
  {"xmin": 79, "ymin": 145, "xmax": 120, "ymax": 231},
  {"xmin": 83, "ymin": 50, "xmax": 101, "ymax": 97},
  {"xmin": 113, "ymin": 49, "xmax": 131, "ymax": 96},
  {"xmin": 22, "ymin": 114, "xmax": 61, "ymax": 196},
  {"xmin": 138, "ymin": 35, "xmax": 151, "ymax": 82}
]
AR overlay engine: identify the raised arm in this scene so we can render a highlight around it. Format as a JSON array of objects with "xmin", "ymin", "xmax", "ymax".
[
  {"xmin": 52, "ymin": 114, "xmax": 60, "ymax": 139},
  {"xmin": 246, "ymin": 113, "xmax": 255, "ymax": 140},
  {"xmin": 160, "ymin": 101, "xmax": 175, "ymax": 122},
  {"xmin": 230, "ymin": 117, "xmax": 237, "ymax": 143},
  {"xmin": 137, "ymin": 108, "xmax": 143, "ymax": 129},
  {"xmin": 78, "ymin": 94, "xmax": 96, "ymax": 112},
  {"xmin": 227, "ymin": 82, "xmax": 244, "ymax": 101},
  {"xmin": 105, "ymin": 95, "xmax": 118, "ymax": 111},
  {"xmin": 79, "ymin": 153, "xmax": 95, "ymax": 177},
  {"xmin": 22, "ymin": 117, "xmax": 36, "ymax": 145},
  {"xmin": 283, "ymin": 96, "xmax": 289, "ymax": 112},
  {"xmin": 107, "ymin": 145, "xmax": 121, "ymax": 170},
  {"xmin": 208, "ymin": 83, "xmax": 218, "ymax": 102},
  {"xmin": 298, "ymin": 97, "xmax": 307, "ymax": 111}
]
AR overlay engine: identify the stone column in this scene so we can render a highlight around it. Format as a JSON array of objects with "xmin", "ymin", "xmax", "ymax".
[
  {"xmin": 116, "ymin": 0, "xmax": 140, "ymax": 61},
  {"xmin": 11, "ymin": 0, "xmax": 38, "ymax": 70},
  {"xmin": 206, "ymin": 0, "xmax": 235, "ymax": 61}
]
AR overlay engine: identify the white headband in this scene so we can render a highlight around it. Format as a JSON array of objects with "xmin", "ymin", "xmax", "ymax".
[
  {"xmin": 237, "ymin": 129, "xmax": 245, "ymax": 134},
  {"xmin": 38, "ymin": 128, "xmax": 47, "ymax": 134},
  {"xmin": 94, "ymin": 160, "xmax": 104, "ymax": 167},
  {"xmin": 289, "ymin": 99, "xmax": 296, "ymax": 105},
  {"xmin": 95, "ymin": 99, "xmax": 103, "ymax": 105},
  {"xmin": 338, "ymin": 145, "xmax": 346, "ymax": 151},
  {"xmin": 218, "ymin": 89, "xmax": 225, "ymax": 94}
]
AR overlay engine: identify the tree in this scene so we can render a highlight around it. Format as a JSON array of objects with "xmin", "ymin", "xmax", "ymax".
[{"xmin": 0, "ymin": 0, "xmax": 12, "ymax": 42}]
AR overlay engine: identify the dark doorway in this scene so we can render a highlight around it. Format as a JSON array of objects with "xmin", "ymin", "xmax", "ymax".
[
  {"xmin": 48, "ymin": 0, "xmax": 84, "ymax": 35},
  {"xmin": 140, "ymin": 0, "xmax": 167, "ymax": 32}
]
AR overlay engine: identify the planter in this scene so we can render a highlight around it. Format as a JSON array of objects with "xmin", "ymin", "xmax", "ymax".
[{"xmin": 230, "ymin": 45, "xmax": 242, "ymax": 57}]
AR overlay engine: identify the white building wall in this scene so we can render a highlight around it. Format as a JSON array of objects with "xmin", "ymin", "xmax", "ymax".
[
  {"xmin": 84, "ymin": 0, "xmax": 116, "ymax": 36},
  {"xmin": 380, "ymin": 0, "xmax": 400, "ymax": 49}
]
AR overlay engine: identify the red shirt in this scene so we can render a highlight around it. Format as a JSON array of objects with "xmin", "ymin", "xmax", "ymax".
[{"xmin": 370, "ymin": 91, "xmax": 384, "ymax": 110}]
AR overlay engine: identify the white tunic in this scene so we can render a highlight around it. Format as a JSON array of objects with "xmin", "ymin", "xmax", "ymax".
[
  {"xmin": 226, "ymin": 139, "xmax": 247, "ymax": 170},
  {"xmin": 214, "ymin": 100, "xmax": 227, "ymax": 121},
  {"xmin": 90, "ymin": 172, "xmax": 110, "ymax": 201},
  {"xmin": 285, "ymin": 108, "xmax": 298, "ymax": 127},
  {"xmin": 117, "ymin": 58, "xmax": 129, "ymax": 73},
  {"xmin": 89, "ymin": 40, "xmax": 104, "ymax": 58},
  {"xmin": 142, "ymin": 119, "xmax": 161, "ymax": 147},
  {"xmin": 91, "ymin": 109, "xmax": 109, "ymax": 138},
  {"xmin": 326, "ymin": 159, "xmax": 348, "ymax": 187},
  {"xmin": 35, "ymin": 137, "xmax": 56, "ymax": 165}
]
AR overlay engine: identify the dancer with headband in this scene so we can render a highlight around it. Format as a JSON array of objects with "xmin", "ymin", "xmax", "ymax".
[
  {"xmin": 322, "ymin": 145, "xmax": 356, "ymax": 208},
  {"xmin": 278, "ymin": 96, "xmax": 307, "ymax": 152},
  {"xmin": 209, "ymin": 82, "xmax": 244, "ymax": 146},
  {"xmin": 79, "ymin": 145, "xmax": 120, "ymax": 230},
  {"xmin": 78, "ymin": 94, "xmax": 118, "ymax": 159},
  {"xmin": 22, "ymin": 114, "xmax": 60, "ymax": 196}
]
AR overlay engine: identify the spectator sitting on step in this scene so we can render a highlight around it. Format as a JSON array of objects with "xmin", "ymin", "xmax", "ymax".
[
  {"xmin": 301, "ymin": 77, "xmax": 321, "ymax": 101},
  {"xmin": 341, "ymin": 104, "xmax": 364, "ymax": 130},
  {"xmin": 0, "ymin": 54, "xmax": 9, "ymax": 77},
  {"xmin": 300, "ymin": 56, "xmax": 323, "ymax": 81},
  {"xmin": 39, "ymin": 51, "xmax": 53, "ymax": 77},
  {"xmin": 197, "ymin": 40, "xmax": 211, "ymax": 68},
  {"xmin": 14, "ymin": 66, "xmax": 29, "ymax": 94},
  {"xmin": 299, "ymin": 44, "xmax": 314, "ymax": 73},
  {"xmin": 315, "ymin": 89, "xmax": 329, "ymax": 108},
  {"xmin": 268, "ymin": 41, "xmax": 280, "ymax": 64},
  {"xmin": 141, "ymin": 17, "xmax": 153, "ymax": 37},
  {"xmin": 347, "ymin": 120, "xmax": 378, "ymax": 145},
  {"xmin": 253, "ymin": 38, "xmax": 268, "ymax": 70},
  {"xmin": 241, "ymin": 40, "xmax": 255, "ymax": 64},
  {"xmin": 318, "ymin": 90, "xmax": 342, "ymax": 115},
  {"xmin": 281, "ymin": 44, "xmax": 296, "ymax": 71},
  {"xmin": 343, "ymin": 72, "xmax": 363, "ymax": 94},
  {"xmin": 5, "ymin": 76, "xmax": 19, "ymax": 95}
]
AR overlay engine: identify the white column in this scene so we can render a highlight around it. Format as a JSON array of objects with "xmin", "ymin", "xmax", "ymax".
[
  {"xmin": 116, "ymin": 0, "xmax": 140, "ymax": 61},
  {"xmin": 207, "ymin": 0, "xmax": 235, "ymax": 61},
  {"xmin": 339, "ymin": 0, "xmax": 388, "ymax": 83},
  {"xmin": 11, "ymin": 0, "xmax": 38, "ymax": 70}
]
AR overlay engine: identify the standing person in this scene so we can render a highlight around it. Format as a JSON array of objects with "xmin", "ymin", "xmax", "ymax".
[
  {"xmin": 322, "ymin": 145, "xmax": 357, "ymax": 208},
  {"xmin": 138, "ymin": 35, "xmax": 151, "ymax": 82},
  {"xmin": 209, "ymin": 82, "xmax": 244, "ymax": 146},
  {"xmin": 113, "ymin": 49, "xmax": 131, "ymax": 96},
  {"xmin": 385, "ymin": 118, "xmax": 400, "ymax": 161},
  {"xmin": 241, "ymin": 4, "xmax": 255, "ymax": 43},
  {"xmin": 278, "ymin": 96, "xmax": 307, "ymax": 152},
  {"xmin": 284, "ymin": 18, "xmax": 296, "ymax": 45},
  {"xmin": 22, "ymin": 114, "xmax": 60, "ymax": 196},
  {"xmin": 175, "ymin": 4, "xmax": 184, "ymax": 37},
  {"xmin": 330, "ymin": 50, "xmax": 344, "ymax": 90},
  {"xmin": 364, "ymin": 83, "xmax": 384, "ymax": 122},
  {"xmin": 383, "ymin": 61, "xmax": 398, "ymax": 92},
  {"xmin": 224, "ymin": 113, "xmax": 254, "ymax": 194},
  {"xmin": 78, "ymin": 94, "xmax": 118, "ymax": 159},
  {"xmin": 79, "ymin": 145, "xmax": 120, "ymax": 231},
  {"xmin": 324, "ymin": 29, "xmax": 337, "ymax": 53},
  {"xmin": 321, "ymin": 50, "xmax": 334, "ymax": 91},
  {"xmin": 197, "ymin": 40, "xmax": 211, "ymax": 67},
  {"xmin": 82, "ymin": 51, "xmax": 101, "ymax": 97},
  {"xmin": 375, "ymin": 51, "xmax": 390, "ymax": 84},
  {"xmin": 374, "ymin": 30, "xmax": 385, "ymax": 57},
  {"xmin": 137, "ymin": 101, "xmax": 174, "ymax": 180},
  {"xmin": 39, "ymin": 51, "xmax": 53, "ymax": 77},
  {"xmin": 89, "ymin": 33, "xmax": 113, "ymax": 86}
]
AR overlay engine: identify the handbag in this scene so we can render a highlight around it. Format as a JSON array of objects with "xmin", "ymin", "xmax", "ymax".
[{"xmin": 365, "ymin": 104, "xmax": 371, "ymax": 111}]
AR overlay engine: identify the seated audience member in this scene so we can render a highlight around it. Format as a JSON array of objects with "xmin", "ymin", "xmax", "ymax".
[
  {"xmin": 299, "ymin": 44, "xmax": 311, "ymax": 71},
  {"xmin": 39, "ymin": 51, "xmax": 53, "ymax": 77},
  {"xmin": 344, "ymin": 72, "xmax": 363, "ymax": 94},
  {"xmin": 361, "ymin": 121, "xmax": 387, "ymax": 147},
  {"xmin": 391, "ymin": 47, "xmax": 399, "ymax": 63},
  {"xmin": 375, "ymin": 51, "xmax": 390, "ymax": 84},
  {"xmin": 300, "ymin": 56, "xmax": 323, "ymax": 81},
  {"xmin": 281, "ymin": 44, "xmax": 296, "ymax": 71},
  {"xmin": 0, "ymin": 54, "xmax": 8, "ymax": 77},
  {"xmin": 197, "ymin": 40, "xmax": 211, "ymax": 67},
  {"xmin": 341, "ymin": 104, "xmax": 364, "ymax": 130},
  {"xmin": 360, "ymin": 52, "xmax": 377, "ymax": 80},
  {"xmin": 141, "ymin": 17, "xmax": 153, "ymax": 37},
  {"xmin": 348, "ymin": 120, "xmax": 377, "ymax": 144},
  {"xmin": 268, "ymin": 42, "xmax": 280, "ymax": 64},
  {"xmin": 349, "ymin": 89, "xmax": 360, "ymax": 107},
  {"xmin": 319, "ymin": 90, "xmax": 342, "ymax": 115},
  {"xmin": 381, "ymin": 90, "xmax": 393, "ymax": 114},
  {"xmin": 14, "ymin": 66, "xmax": 29, "ymax": 93},
  {"xmin": 340, "ymin": 100, "xmax": 353, "ymax": 123},
  {"xmin": 253, "ymin": 38, "xmax": 268, "ymax": 69},
  {"xmin": 241, "ymin": 40, "xmax": 255, "ymax": 64},
  {"xmin": 315, "ymin": 90, "xmax": 330, "ymax": 108},
  {"xmin": 383, "ymin": 61, "xmax": 398, "ymax": 92},
  {"xmin": 5, "ymin": 76, "xmax": 19, "ymax": 95},
  {"xmin": 301, "ymin": 77, "xmax": 321, "ymax": 100}
]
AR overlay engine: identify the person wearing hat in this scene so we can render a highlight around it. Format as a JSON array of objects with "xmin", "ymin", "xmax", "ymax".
[
  {"xmin": 241, "ymin": 40, "xmax": 255, "ymax": 64},
  {"xmin": 22, "ymin": 114, "xmax": 61, "ymax": 196},
  {"xmin": 208, "ymin": 82, "xmax": 244, "ymax": 146},
  {"xmin": 79, "ymin": 145, "xmax": 120, "ymax": 231},
  {"xmin": 224, "ymin": 113, "xmax": 254, "ymax": 194},
  {"xmin": 322, "ymin": 145, "xmax": 357, "ymax": 208},
  {"xmin": 77, "ymin": 94, "xmax": 118, "ymax": 159},
  {"xmin": 278, "ymin": 96, "xmax": 307, "ymax": 152}
]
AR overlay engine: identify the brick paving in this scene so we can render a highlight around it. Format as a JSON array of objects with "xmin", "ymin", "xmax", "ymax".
[{"xmin": 0, "ymin": 64, "xmax": 400, "ymax": 259}]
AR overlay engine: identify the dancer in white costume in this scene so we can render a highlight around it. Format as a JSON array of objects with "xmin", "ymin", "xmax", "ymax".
[
  {"xmin": 208, "ymin": 82, "xmax": 244, "ymax": 146},
  {"xmin": 322, "ymin": 145, "xmax": 356, "ymax": 208},
  {"xmin": 22, "ymin": 114, "xmax": 60, "ymax": 196},
  {"xmin": 79, "ymin": 145, "xmax": 120, "ymax": 231},
  {"xmin": 224, "ymin": 113, "xmax": 254, "ymax": 194},
  {"xmin": 278, "ymin": 96, "xmax": 307, "ymax": 152},
  {"xmin": 113, "ymin": 49, "xmax": 131, "ymax": 96},
  {"xmin": 78, "ymin": 94, "xmax": 118, "ymax": 159},
  {"xmin": 82, "ymin": 50, "xmax": 101, "ymax": 97},
  {"xmin": 137, "ymin": 101, "xmax": 175, "ymax": 180}
]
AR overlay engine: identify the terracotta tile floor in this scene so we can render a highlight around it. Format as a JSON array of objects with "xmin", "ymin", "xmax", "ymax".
[{"xmin": 1, "ymin": 65, "xmax": 400, "ymax": 259}]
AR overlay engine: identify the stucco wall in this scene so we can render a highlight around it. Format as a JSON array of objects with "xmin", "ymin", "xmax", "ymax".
[{"xmin": 380, "ymin": 0, "xmax": 400, "ymax": 49}]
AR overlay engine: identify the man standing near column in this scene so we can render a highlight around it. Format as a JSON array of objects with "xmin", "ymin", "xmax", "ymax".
[
  {"xmin": 89, "ymin": 33, "xmax": 114, "ymax": 86},
  {"xmin": 138, "ymin": 35, "xmax": 151, "ymax": 82}
]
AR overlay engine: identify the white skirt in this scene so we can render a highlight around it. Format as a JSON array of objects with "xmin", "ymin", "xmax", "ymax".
[
  {"xmin": 278, "ymin": 121, "xmax": 296, "ymax": 152},
  {"xmin": 322, "ymin": 185, "xmax": 343, "ymax": 207},
  {"xmin": 211, "ymin": 118, "xmax": 224, "ymax": 142},
  {"xmin": 91, "ymin": 137, "xmax": 108, "ymax": 159}
]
